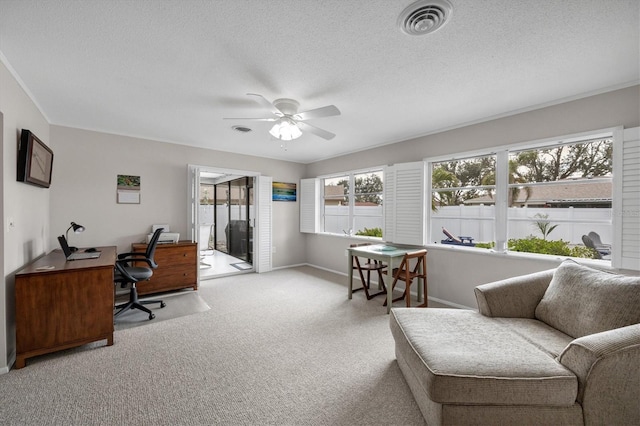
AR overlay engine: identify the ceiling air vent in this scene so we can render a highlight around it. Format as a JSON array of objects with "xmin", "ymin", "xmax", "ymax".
[
  {"xmin": 398, "ymin": 0, "xmax": 453, "ymax": 36},
  {"xmin": 232, "ymin": 125, "xmax": 252, "ymax": 133}
]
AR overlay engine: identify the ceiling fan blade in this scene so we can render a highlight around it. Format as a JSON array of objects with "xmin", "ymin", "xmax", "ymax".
[
  {"xmin": 247, "ymin": 93, "xmax": 282, "ymax": 116},
  {"xmin": 294, "ymin": 105, "xmax": 341, "ymax": 121},
  {"xmin": 297, "ymin": 121, "xmax": 336, "ymax": 140},
  {"xmin": 223, "ymin": 117, "xmax": 277, "ymax": 121}
]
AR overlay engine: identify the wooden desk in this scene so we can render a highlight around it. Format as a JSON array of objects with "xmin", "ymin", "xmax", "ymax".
[
  {"xmin": 348, "ymin": 244, "xmax": 425, "ymax": 313},
  {"xmin": 15, "ymin": 246, "xmax": 116, "ymax": 368}
]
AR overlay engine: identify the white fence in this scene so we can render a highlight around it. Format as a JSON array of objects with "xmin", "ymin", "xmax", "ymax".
[
  {"xmin": 323, "ymin": 204, "xmax": 612, "ymax": 245},
  {"xmin": 324, "ymin": 205, "xmax": 383, "ymax": 235},
  {"xmin": 430, "ymin": 205, "xmax": 612, "ymax": 245},
  {"xmin": 198, "ymin": 205, "xmax": 252, "ymax": 247}
]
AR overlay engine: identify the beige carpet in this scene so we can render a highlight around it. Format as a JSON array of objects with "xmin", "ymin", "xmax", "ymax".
[
  {"xmin": 0, "ymin": 266, "xmax": 426, "ymax": 425},
  {"xmin": 114, "ymin": 291, "xmax": 211, "ymax": 330}
]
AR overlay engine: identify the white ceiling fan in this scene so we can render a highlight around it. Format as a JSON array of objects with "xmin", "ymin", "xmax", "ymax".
[{"xmin": 225, "ymin": 93, "xmax": 340, "ymax": 141}]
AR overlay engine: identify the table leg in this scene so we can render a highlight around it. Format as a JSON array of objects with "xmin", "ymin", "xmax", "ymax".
[
  {"xmin": 348, "ymin": 253, "xmax": 353, "ymax": 299},
  {"xmin": 417, "ymin": 271, "xmax": 428, "ymax": 308},
  {"xmin": 386, "ymin": 254, "xmax": 393, "ymax": 314}
]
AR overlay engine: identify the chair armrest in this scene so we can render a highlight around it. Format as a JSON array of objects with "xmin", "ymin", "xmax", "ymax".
[
  {"xmin": 116, "ymin": 257, "xmax": 153, "ymax": 268},
  {"xmin": 117, "ymin": 252, "xmax": 148, "ymax": 260},
  {"xmin": 557, "ymin": 324, "xmax": 640, "ymax": 424},
  {"xmin": 114, "ymin": 260, "xmax": 137, "ymax": 282},
  {"xmin": 474, "ymin": 269, "xmax": 555, "ymax": 318}
]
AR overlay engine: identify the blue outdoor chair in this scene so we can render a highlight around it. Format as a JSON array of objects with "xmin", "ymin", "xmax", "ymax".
[{"xmin": 441, "ymin": 227, "xmax": 475, "ymax": 246}]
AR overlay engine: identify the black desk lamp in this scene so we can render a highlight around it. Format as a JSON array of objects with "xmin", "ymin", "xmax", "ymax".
[{"xmin": 65, "ymin": 221, "xmax": 85, "ymax": 252}]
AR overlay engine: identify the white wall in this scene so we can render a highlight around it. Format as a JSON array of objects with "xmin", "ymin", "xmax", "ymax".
[
  {"xmin": 1, "ymin": 60, "xmax": 51, "ymax": 373},
  {"xmin": 305, "ymin": 85, "xmax": 640, "ymax": 308},
  {"xmin": 306, "ymin": 86, "xmax": 640, "ymax": 176},
  {"xmin": 49, "ymin": 126, "xmax": 307, "ymax": 268}
]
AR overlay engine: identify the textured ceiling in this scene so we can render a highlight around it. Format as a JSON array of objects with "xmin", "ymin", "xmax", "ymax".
[{"xmin": 0, "ymin": 0, "xmax": 638, "ymax": 163}]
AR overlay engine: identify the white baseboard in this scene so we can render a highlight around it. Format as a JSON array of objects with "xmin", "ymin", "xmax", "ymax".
[
  {"xmin": 271, "ymin": 263, "xmax": 308, "ymax": 271},
  {"xmin": 0, "ymin": 349, "xmax": 16, "ymax": 375},
  {"xmin": 300, "ymin": 263, "xmax": 474, "ymax": 309}
]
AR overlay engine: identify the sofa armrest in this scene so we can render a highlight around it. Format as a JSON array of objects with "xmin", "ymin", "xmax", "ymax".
[
  {"xmin": 474, "ymin": 269, "xmax": 554, "ymax": 318},
  {"xmin": 557, "ymin": 324, "xmax": 640, "ymax": 425}
]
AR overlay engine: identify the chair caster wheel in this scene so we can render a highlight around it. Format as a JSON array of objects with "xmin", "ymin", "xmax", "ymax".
[
  {"xmin": 149, "ymin": 313, "xmax": 155, "ymax": 320},
  {"xmin": 160, "ymin": 302, "xmax": 166, "ymax": 308}
]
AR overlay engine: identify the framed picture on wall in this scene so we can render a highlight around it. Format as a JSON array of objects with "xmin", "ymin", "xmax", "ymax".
[
  {"xmin": 272, "ymin": 182, "xmax": 297, "ymax": 201},
  {"xmin": 117, "ymin": 174, "xmax": 141, "ymax": 204},
  {"xmin": 17, "ymin": 129, "xmax": 54, "ymax": 188}
]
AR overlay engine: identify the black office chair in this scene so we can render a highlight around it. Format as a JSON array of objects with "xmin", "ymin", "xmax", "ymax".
[{"xmin": 114, "ymin": 227, "xmax": 166, "ymax": 320}]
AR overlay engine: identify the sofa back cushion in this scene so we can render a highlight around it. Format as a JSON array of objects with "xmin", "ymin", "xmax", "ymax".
[{"xmin": 535, "ymin": 260, "xmax": 640, "ymax": 338}]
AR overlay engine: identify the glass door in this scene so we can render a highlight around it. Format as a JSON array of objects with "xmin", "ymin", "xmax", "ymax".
[{"xmin": 227, "ymin": 177, "xmax": 252, "ymax": 263}]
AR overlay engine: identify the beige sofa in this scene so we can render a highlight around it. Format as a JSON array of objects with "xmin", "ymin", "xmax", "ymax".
[{"xmin": 390, "ymin": 260, "xmax": 640, "ymax": 425}]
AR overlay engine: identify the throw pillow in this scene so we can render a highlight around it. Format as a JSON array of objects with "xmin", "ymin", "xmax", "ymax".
[{"xmin": 535, "ymin": 260, "xmax": 640, "ymax": 338}]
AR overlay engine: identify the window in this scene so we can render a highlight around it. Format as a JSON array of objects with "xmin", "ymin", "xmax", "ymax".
[
  {"xmin": 428, "ymin": 131, "xmax": 615, "ymax": 262},
  {"xmin": 301, "ymin": 126, "xmax": 637, "ymax": 270},
  {"xmin": 506, "ymin": 138, "xmax": 612, "ymax": 258},
  {"xmin": 430, "ymin": 155, "xmax": 496, "ymax": 245},
  {"xmin": 323, "ymin": 175, "xmax": 349, "ymax": 234},
  {"xmin": 322, "ymin": 169, "xmax": 383, "ymax": 237}
]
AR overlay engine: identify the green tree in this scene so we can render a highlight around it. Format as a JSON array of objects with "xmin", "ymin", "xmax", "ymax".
[
  {"xmin": 515, "ymin": 139, "xmax": 612, "ymax": 182},
  {"xmin": 432, "ymin": 157, "xmax": 495, "ymax": 207},
  {"xmin": 337, "ymin": 173, "xmax": 383, "ymax": 204},
  {"xmin": 432, "ymin": 139, "xmax": 612, "ymax": 208},
  {"xmin": 431, "ymin": 167, "xmax": 460, "ymax": 209},
  {"xmin": 481, "ymin": 159, "xmax": 533, "ymax": 207}
]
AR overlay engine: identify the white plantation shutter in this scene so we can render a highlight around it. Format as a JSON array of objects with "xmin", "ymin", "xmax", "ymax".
[
  {"xmin": 299, "ymin": 178, "xmax": 320, "ymax": 233},
  {"xmin": 187, "ymin": 165, "xmax": 199, "ymax": 242},
  {"xmin": 385, "ymin": 168, "xmax": 397, "ymax": 241},
  {"xmin": 613, "ymin": 127, "xmax": 640, "ymax": 270},
  {"xmin": 384, "ymin": 162, "xmax": 426, "ymax": 246},
  {"xmin": 255, "ymin": 175, "xmax": 272, "ymax": 273}
]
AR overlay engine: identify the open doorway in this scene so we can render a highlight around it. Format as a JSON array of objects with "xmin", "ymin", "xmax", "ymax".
[
  {"xmin": 199, "ymin": 174, "xmax": 254, "ymax": 278},
  {"xmin": 198, "ymin": 172, "xmax": 254, "ymax": 279},
  {"xmin": 188, "ymin": 164, "xmax": 272, "ymax": 280}
]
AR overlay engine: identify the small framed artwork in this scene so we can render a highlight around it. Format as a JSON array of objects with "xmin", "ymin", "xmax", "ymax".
[
  {"xmin": 272, "ymin": 182, "xmax": 297, "ymax": 201},
  {"xmin": 117, "ymin": 174, "xmax": 141, "ymax": 204}
]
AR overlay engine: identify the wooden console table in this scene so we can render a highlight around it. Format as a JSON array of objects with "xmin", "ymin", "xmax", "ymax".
[
  {"xmin": 131, "ymin": 241, "xmax": 198, "ymax": 295},
  {"xmin": 15, "ymin": 246, "xmax": 117, "ymax": 368}
]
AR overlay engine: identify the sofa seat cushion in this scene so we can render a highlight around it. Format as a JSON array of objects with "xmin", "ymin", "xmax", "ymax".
[
  {"xmin": 535, "ymin": 260, "xmax": 640, "ymax": 338},
  {"xmin": 390, "ymin": 308, "xmax": 577, "ymax": 406},
  {"xmin": 495, "ymin": 318, "xmax": 574, "ymax": 358}
]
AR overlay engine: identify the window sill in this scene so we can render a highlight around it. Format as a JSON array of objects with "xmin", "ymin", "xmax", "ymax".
[{"xmin": 316, "ymin": 232, "xmax": 383, "ymax": 242}]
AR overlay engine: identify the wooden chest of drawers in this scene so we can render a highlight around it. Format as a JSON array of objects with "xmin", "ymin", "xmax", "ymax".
[{"xmin": 131, "ymin": 241, "xmax": 198, "ymax": 295}]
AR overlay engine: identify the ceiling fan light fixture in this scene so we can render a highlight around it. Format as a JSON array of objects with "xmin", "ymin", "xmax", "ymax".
[{"xmin": 269, "ymin": 118, "xmax": 302, "ymax": 141}]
